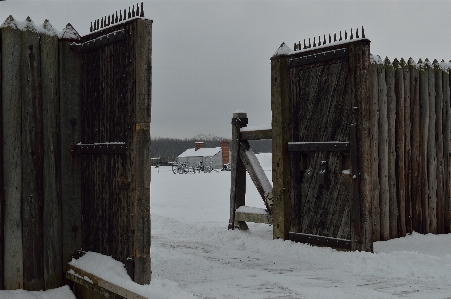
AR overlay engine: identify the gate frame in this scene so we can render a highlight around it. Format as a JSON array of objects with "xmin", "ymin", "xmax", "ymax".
[{"xmin": 270, "ymin": 35, "xmax": 373, "ymax": 252}]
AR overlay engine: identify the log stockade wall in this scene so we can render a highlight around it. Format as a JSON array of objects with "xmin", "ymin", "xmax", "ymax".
[
  {"xmin": 0, "ymin": 6, "xmax": 151, "ymax": 291},
  {"xmin": 370, "ymin": 56, "xmax": 451, "ymax": 241}
]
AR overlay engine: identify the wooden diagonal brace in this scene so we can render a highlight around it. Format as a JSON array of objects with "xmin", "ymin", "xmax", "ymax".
[{"xmin": 239, "ymin": 141, "xmax": 273, "ymax": 213}]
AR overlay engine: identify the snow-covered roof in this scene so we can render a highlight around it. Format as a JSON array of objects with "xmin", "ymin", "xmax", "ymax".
[{"xmin": 178, "ymin": 147, "xmax": 221, "ymax": 158}]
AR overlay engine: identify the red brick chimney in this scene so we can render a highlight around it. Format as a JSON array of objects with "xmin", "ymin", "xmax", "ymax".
[
  {"xmin": 195, "ymin": 142, "xmax": 204, "ymax": 151},
  {"xmin": 220, "ymin": 141, "xmax": 230, "ymax": 165}
]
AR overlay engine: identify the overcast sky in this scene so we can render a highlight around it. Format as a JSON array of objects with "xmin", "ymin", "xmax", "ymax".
[{"xmin": 1, "ymin": 1, "xmax": 451, "ymax": 138}]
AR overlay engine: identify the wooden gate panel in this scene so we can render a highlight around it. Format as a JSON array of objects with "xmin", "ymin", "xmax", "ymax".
[{"xmin": 290, "ymin": 58, "xmax": 353, "ymax": 241}]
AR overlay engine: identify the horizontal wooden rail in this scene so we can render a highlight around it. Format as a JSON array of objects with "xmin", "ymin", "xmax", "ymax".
[
  {"xmin": 289, "ymin": 232, "xmax": 351, "ymax": 250},
  {"xmin": 235, "ymin": 207, "xmax": 273, "ymax": 224},
  {"xmin": 288, "ymin": 142, "xmax": 350, "ymax": 152},
  {"xmin": 240, "ymin": 128, "xmax": 272, "ymax": 141}
]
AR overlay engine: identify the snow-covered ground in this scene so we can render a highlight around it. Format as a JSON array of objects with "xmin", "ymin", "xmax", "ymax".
[{"xmin": 3, "ymin": 153, "xmax": 451, "ymax": 298}]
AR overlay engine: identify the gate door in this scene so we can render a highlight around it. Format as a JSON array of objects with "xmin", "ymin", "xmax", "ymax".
[
  {"xmin": 286, "ymin": 37, "xmax": 369, "ymax": 251},
  {"xmin": 71, "ymin": 14, "xmax": 151, "ymax": 283}
]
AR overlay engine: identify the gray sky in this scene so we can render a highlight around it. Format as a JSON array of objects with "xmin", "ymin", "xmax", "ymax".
[{"xmin": 1, "ymin": 1, "xmax": 451, "ymax": 138}]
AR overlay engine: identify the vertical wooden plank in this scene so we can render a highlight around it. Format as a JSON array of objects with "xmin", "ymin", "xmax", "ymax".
[
  {"xmin": 410, "ymin": 59, "xmax": 422, "ymax": 233},
  {"xmin": 0, "ymin": 24, "xmax": 4, "ymax": 291},
  {"xmin": 41, "ymin": 25, "xmax": 62, "ymax": 289},
  {"xmin": 21, "ymin": 21, "xmax": 44, "ymax": 291},
  {"xmin": 419, "ymin": 59, "xmax": 430, "ymax": 233},
  {"xmin": 434, "ymin": 60, "xmax": 445, "ymax": 234},
  {"xmin": 394, "ymin": 58, "xmax": 406, "ymax": 237},
  {"xmin": 402, "ymin": 59, "xmax": 412, "ymax": 234},
  {"xmin": 271, "ymin": 45, "xmax": 291, "ymax": 240},
  {"xmin": 229, "ymin": 111, "xmax": 248, "ymax": 231},
  {"xmin": 370, "ymin": 60, "xmax": 380, "ymax": 242},
  {"xmin": 131, "ymin": 19, "xmax": 152, "ymax": 284},
  {"xmin": 378, "ymin": 60, "xmax": 390, "ymax": 241},
  {"xmin": 1, "ymin": 19, "xmax": 23, "ymax": 290},
  {"xmin": 426, "ymin": 60, "xmax": 437, "ymax": 233},
  {"xmin": 351, "ymin": 41, "xmax": 372, "ymax": 251},
  {"xmin": 59, "ymin": 24, "xmax": 82, "ymax": 276},
  {"xmin": 443, "ymin": 66, "xmax": 451, "ymax": 233},
  {"xmin": 385, "ymin": 57, "xmax": 398, "ymax": 239}
]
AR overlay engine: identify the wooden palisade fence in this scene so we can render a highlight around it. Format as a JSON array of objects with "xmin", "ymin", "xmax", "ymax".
[
  {"xmin": 0, "ymin": 3, "xmax": 151, "ymax": 292},
  {"xmin": 231, "ymin": 27, "xmax": 451, "ymax": 252}
]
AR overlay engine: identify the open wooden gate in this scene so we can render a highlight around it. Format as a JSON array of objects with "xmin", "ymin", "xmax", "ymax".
[
  {"xmin": 271, "ymin": 29, "xmax": 373, "ymax": 251},
  {"xmin": 71, "ymin": 15, "xmax": 152, "ymax": 283}
]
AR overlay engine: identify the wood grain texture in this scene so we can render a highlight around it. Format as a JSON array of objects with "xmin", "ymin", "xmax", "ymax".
[
  {"xmin": 434, "ymin": 62, "xmax": 444, "ymax": 234},
  {"xmin": 370, "ymin": 62, "xmax": 380, "ymax": 242},
  {"xmin": 1, "ymin": 25, "xmax": 23, "ymax": 290},
  {"xmin": 427, "ymin": 62, "xmax": 437, "ymax": 233},
  {"xmin": 271, "ymin": 53, "xmax": 291, "ymax": 240},
  {"xmin": 378, "ymin": 61, "xmax": 390, "ymax": 241},
  {"xmin": 385, "ymin": 58, "xmax": 398, "ymax": 239},
  {"xmin": 0, "ymin": 27, "xmax": 4, "ymax": 290},
  {"xmin": 443, "ymin": 70, "xmax": 451, "ymax": 233},
  {"xmin": 59, "ymin": 38, "xmax": 82, "ymax": 276},
  {"xmin": 402, "ymin": 59, "xmax": 412, "ymax": 234},
  {"xmin": 21, "ymin": 27, "xmax": 44, "ymax": 291},
  {"xmin": 394, "ymin": 59, "xmax": 406, "ymax": 237},
  {"xmin": 41, "ymin": 32, "xmax": 62, "ymax": 290}
]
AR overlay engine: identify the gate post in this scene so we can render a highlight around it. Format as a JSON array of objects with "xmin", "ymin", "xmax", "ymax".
[
  {"xmin": 229, "ymin": 111, "xmax": 248, "ymax": 230},
  {"xmin": 271, "ymin": 44, "xmax": 292, "ymax": 240}
]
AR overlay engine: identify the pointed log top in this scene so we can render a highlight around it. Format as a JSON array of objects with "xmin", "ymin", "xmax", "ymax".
[
  {"xmin": 393, "ymin": 58, "xmax": 400, "ymax": 68},
  {"xmin": 60, "ymin": 23, "xmax": 81, "ymax": 40},
  {"xmin": 407, "ymin": 57, "xmax": 415, "ymax": 65},
  {"xmin": 1, "ymin": 15, "xmax": 16, "ymax": 28},
  {"xmin": 42, "ymin": 19, "xmax": 58, "ymax": 36},
  {"xmin": 272, "ymin": 42, "xmax": 293, "ymax": 58},
  {"xmin": 399, "ymin": 57, "xmax": 406, "ymax": 66},
  {"xmin": 384, "ymin": 56, "xmax": 391, "ymax": 65},
  {"xmin": 89, "ymin": 2, "xmax": 146, "ymax": 32}
]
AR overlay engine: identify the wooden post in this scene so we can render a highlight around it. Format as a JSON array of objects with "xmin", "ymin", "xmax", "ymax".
[
  {"xmin": 434, "ymin": 61, "xmax": 445, "ymax": 234},
  {"xmin": 427, "ymin": 60, "xmax": 437, "ymax": 233},
  {"xmin": 229, "ymin": 111, "xmax": 248, "ymax": 230},
  {"xmin": 394, "ymin": 58, "xmax": 406, "ymax": 237},
  {"xmin": 271, "ymin": 45, "xmax": 291, "ymax": 240},
  {"xmin": 0, "ymin": 23, "xmax": 4, "ymax": 291},
  {"xmin": 419, "ymin": 59, "xmax": 429, "ymax": 234},
  {"xmin": 385, "ymin": 57, "xmax": 398, "ymax": 239},
  {"xmin": 409, "ymin": 59, "xmax": 422, "ymax": 233},
  {"xmin": 41, "ymin": 28, "xmax": 62, "ymax": 290},
  {"xmin": 131, "ymin": 18, "xmax": 152, "ymax": 284},
  {"xmin": 370, "ymin": 60, "xmax": 380, "ymax": 242},
  {"xmin": 402, "ymin": 59, "xmax": 412, "ymax": 234},
  {"xmin": 349, "ymin": 41, "xmax": 372, "ymax": 251},
  {"xmin": 21, "ymin": 22, "xmax": 45, "ymax": 291},
  {"xmin": 59, "ymin": 25, "xmax": 82, "ymax": 277},
  {"xmin": 1, "ymin": 21, "xmax": 24, "ymax": 290},
  {"xmin": 443, "ymin": 67, "xmax": 451, "ymax": 233},
  {"xmin": 378, "ymin": 60, "xmax": 390, "ymax": 241}
]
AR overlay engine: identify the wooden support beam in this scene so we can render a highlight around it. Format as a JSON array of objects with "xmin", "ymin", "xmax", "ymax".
[
  {"xmin": 239, "ymin": 141, "xmax": 273, "ymax": 212},
  {"xmin": 235, "ymin": 207, "xmax": 273, "ymax": 224},
  {"xmin": 240, "ymin": 128, "xmax": 272, "ymax": 141},
  {"xmin": 66, "ymin": 264, "xmax": 146, "ymax": 299},
  {"xmin": 289, "ymin": 232, "xmax": 351, "ymax": 251}
]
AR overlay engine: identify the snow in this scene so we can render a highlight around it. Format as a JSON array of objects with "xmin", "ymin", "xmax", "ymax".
[
  {"xmin": 272, "ymin": 42, "xmax": 293, "ymax": 57},
  {"xmin": 178, "ymin": 147, "xmax": 221, "ymax": 158},
  {"xmin": 240, "ymin": 125, "xmax": 272, "ymax": 132},
  {"xmin": 4, "ymin": 153, "xmax": 451, "ymax": 298},
  {"xmin": 236, "ymin": 206, "xmax": 268, "ymax": 214},
  {"xmin": 1, "ymin": 15, "xmax": 81, "ymax": 40},
  {"xmin": 0, "ymin": 286, "xmax": 76, "ymax": 299}
]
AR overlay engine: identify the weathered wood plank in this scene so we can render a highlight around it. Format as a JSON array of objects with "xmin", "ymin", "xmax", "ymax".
[
  {"xmin": 21, "ymin": 24, "xmax": 45, "ymax": 291},
  {"xmin": 409, "ymin": 59, "xmax": 422, "ymax": 233},
  {"xmin": 443, "ymin": 68, "xmax": 451, "ymax": 233},
  {"xmin": 394, "ymin": 59, "xmax": 406, "ymax": 237},
  {"xmin": 131, "ymin": 18, "xmax": 152, "ymax": 284},
  {"xmin": 240, "ymin": 128, "xmax": 272, "ymax": 141},
  {"xmin": 59, "ymin": 28, "xmax": 82, "ymax": 276},
  {"xmin": 370, "ymin": 60, "xmax": 380, "ymax": 242},
  {"xmin": 271, "ymin": 48, "xmax": 291, "ymax": 240},
  {"xmin": 434, "ymin": 61, "xmax": 445, "ymax": 234},
  {"xmin": 229, "ymin": 111, "xmax": 248, "ymax": 230},
  {"xmin": 67, "ymin": 264, "xmax": 147, "ymax": 299},
  {"xmin": 235, "ymin": 207, "xmax": 273, "ymax": 224},
  {"xmin": 41, "ymin": 29, "xmax": 62, "ymax": 290},
  {"xmin": 402, "ymin": 59, "xmax": 412, "ymax": 234},
  {"xmin": 419, "ymin": 59, "xmax": 430, "ymax": 233},
  {"xmin": 0, "ymin": 24, "xmax": 4, "ymax": 290},
  {"xmin": 385, "ymin": 57, "xmax": 398, "ymax": 239},
  {"xmin": 1, "ymin": 22, "xmax": 24, "ymax": 290},
  {"xmin": 239, "ymin": 141, "xmax": 273, "ymax": 212},
  {"xmin": 378, "ymin": 60, "xmax": 390, "ymax": 241},
  {"xmin": 427, "ymin": 61, "xmax": 437, "ymax": 233}
]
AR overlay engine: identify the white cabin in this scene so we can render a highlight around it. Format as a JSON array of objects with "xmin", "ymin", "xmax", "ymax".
[{"xmin": 177, "ymin": 141, "xmax": 230, "ymax": 169}]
